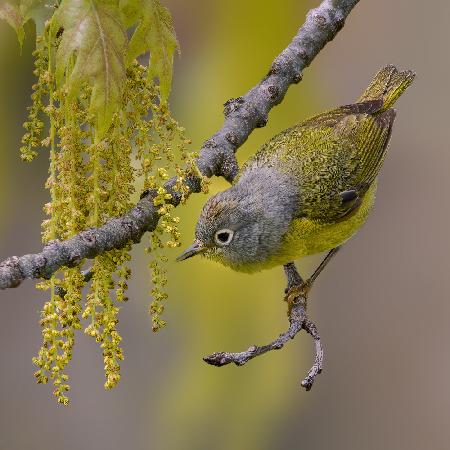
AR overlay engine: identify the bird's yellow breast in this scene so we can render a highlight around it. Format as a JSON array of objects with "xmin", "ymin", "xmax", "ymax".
[{"xmin": 264, "ymin": 181, "xmax": 377, "ymax": 269}]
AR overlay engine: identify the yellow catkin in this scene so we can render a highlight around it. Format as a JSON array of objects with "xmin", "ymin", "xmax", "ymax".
[{"xmin": 26, "ymin": 36, "xmax": 199, "ymax": 402}]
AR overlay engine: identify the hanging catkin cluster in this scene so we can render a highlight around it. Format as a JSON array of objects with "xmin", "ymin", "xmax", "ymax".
[{"xmin": 8, "ymin": 0, "xmax": 203, "ymax": 404}]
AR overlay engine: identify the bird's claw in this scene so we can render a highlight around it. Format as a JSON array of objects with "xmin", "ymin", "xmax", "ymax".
[{"xmin": 284, "ymin": 280, "xmax": 311, "ymax": 315}]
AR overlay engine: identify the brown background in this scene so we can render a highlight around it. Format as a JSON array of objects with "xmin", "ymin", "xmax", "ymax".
[{"xmin": 0, "ymin": 1, "xmax": 448, "ymax": 449}]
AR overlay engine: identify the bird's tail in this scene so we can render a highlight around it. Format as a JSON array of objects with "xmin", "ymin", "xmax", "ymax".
[{"xmin": 358, "ymin": 65, "xmax": 416, "ymax": 111}]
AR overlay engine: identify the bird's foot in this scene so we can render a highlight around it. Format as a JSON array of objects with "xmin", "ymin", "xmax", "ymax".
[{"xmin": 284, "ymin": 279, "xmax": 311, "ymax": 316}]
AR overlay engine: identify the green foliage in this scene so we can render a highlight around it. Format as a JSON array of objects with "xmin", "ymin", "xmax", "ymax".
[
  {"xmin": 0, "ymin": 1, "xmax": 25, "ymax": 45},
  {"xmin": 123, "ymin": 0, "xmax": 179, "ymax": 102},
  {"xmin": 0, "ymin": 0, "xmax": 51, "ymax": 47},
  {"xmin": 2, "ymin": 0, "xmax": 205, "ymax": 404},
  {"xmin": 52, "ymin": 0, "xmax": 128, "ymax": 138}
]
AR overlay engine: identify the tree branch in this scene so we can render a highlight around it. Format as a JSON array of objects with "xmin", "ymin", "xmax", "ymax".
[
  {"xmin": 0, "ymin": 0, "xmax": 359, "ymax": 290},
  {"xmin": 203, "ymin": 284, "xmax": 323, "ymax": 390},
  {"xmin": 203, "ymin": 258, "xmax": 335, "ymax": 391}
]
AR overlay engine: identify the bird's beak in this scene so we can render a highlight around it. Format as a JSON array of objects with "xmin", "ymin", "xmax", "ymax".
[{"xmin": 176, "ymin": 240, "xmax": 206, "ymax": 262}]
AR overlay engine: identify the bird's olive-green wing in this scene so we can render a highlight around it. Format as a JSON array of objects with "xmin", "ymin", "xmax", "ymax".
[
  {"xmin": 296, "ymin": 103, "xmax": 395, "ymax": 222},
  {"xmin": 251, "ymin": 101, "xmax": 395, "ymax": 223}
]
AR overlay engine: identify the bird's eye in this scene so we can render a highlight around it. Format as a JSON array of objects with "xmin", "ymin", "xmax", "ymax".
[{"xmin": 214, "ymin": 229, "xmax": 234, "ymax": 246}]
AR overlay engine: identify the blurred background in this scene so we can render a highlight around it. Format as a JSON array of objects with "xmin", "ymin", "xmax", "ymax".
[{"xmin": 0, "ymin": 0, "xmax": 448, "ymax": 449}]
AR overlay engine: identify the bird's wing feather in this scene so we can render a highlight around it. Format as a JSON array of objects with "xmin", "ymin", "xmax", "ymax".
[
  {"xmin": 250, "ymin": 102, "xmax": 395, "ymax": 223},
  {"xmin": 297, "ymin": 105, "xmax": 395, "ymax": 222}
]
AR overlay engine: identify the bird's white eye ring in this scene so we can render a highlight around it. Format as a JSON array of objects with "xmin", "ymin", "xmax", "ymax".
[{"xmin": 214, "ymin": 229, "xmax": 234, "ymax": 246}]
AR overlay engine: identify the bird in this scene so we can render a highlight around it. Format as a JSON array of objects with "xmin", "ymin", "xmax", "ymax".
[{"xmin": 177, "ymin": 65, "xmax": 415, "ymax": 274}]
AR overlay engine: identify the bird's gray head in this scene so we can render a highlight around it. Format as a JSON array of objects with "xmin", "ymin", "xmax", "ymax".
[{"xmin": 177, "ymin": 168, "xmax": 298, "ymax": 272}]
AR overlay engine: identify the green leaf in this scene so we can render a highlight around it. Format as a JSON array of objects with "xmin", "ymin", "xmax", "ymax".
[
  {"xmin": 0, "ymin": 0, "xmax": 25, "ymax": 46},
  {"xmin": 0, "ymin": 0, "xmax": 52, "ymax": 47},
  {"xmin": 122, "ymin": 0, "xmax": 179, "ymax": 102},
  {"xmin": 53, "ymin": 0, "xmax": 127, "ymax": 138},
  {"xmin": 20, "ymin": 0, "xmax": 52, "ymax": 36}
]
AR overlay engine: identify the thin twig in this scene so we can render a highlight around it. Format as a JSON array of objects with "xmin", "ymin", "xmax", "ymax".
[
  {"xmin": 203, "ymin": 262, "xmax": 325, "ymax": 390},
  {"xmin": 0, "ymin": 0, "xmax": 360, "ymax": 290}
]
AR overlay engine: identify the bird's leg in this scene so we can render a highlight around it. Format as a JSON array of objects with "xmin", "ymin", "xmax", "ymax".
[
  {"xmin": 308, "ymin": 246, "xmax": 340, "ymax": 286},
  {"xmin": 284, "ymin": 247, "xmax": 340, "ymax": 314},
  {"xmin": 284, "ymin": 262, "xmax": 306, "ymax": 315},
  {"xmin": 282, "ymin": 262, "xmax": 324, "ymax": 389},
  {"xmin": 284, "ymin": 247, "xmax": 340, "ymax": 297},
  {"xmin": 203, "ymin": 248, "xmax": 340, "ymax": 390}
]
